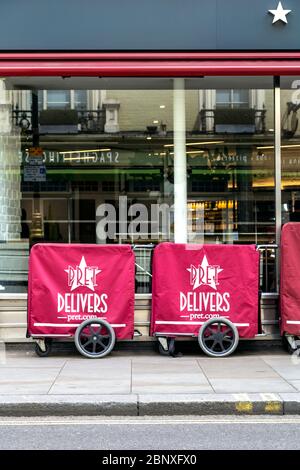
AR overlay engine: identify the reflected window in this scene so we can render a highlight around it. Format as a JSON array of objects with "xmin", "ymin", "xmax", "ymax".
[
  {"xmin": 216, "ymin": 89, "xmax": 250, "ymax": 109},
  {"xmin": 46, "ymin": 90, "xmax": 71, "ymax": 109},
  {"xmin": 38, "ymin": 90, "xmax": 88, "ymax": 110}
]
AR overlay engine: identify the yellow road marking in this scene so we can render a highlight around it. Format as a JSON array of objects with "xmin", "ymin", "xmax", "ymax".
[
  {"xmin": 235, "ymin": 402, "xmax": 253, "ymax": 413},
  {"xmin": 265, "ymin": 402, "xmax": 282, "ymax": 413}
]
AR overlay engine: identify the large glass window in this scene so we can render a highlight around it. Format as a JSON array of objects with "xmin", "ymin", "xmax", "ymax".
[{"xmin": 0, "ymin": 76, "xmax": 276, "ymax": 294}]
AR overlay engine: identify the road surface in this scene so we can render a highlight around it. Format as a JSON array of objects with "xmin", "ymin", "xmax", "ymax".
[{"xmin": 0, "ymin": 415, "xmax": 299, "ymax": 450}]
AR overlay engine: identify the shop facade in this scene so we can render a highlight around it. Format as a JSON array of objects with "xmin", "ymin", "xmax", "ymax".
[{"xmin": 0, "ymin": 0, "xmax": 300, "ymax": 340}]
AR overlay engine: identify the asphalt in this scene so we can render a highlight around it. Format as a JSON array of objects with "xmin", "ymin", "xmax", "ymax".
[
  {"xmin": 1, "ymin": 416, "xmax": 300, "ymax": 449},
  {"xmin": 2, "ymin": 343, "xmax": 300, "ymax": 416}
]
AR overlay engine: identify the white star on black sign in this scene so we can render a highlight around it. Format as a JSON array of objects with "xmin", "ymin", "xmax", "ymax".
[{"xmin": 269, "ymin": 1, "xmax": 291, "ymax": 24}]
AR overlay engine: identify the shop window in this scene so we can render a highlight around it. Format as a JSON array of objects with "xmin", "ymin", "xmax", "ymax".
[{"xmin": 0, "ymin": 76, "xmax": 276, "ymax": 294}]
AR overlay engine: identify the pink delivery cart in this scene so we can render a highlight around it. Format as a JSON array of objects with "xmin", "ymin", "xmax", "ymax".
[
  {"xmin": 280, "ymin": 222, "xmax": 300, "ymax": 354},
  {"xmin": 151, "ymin": 243, "xmax": 260, "ymax": 357},
  {"xmin": 27, "ymin": 243, "xmax": 135, "ymax": 358}
]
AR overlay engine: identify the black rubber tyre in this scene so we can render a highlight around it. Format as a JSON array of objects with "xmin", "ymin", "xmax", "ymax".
[
  {"xmin": 158, "ymin": 343, "xmax": 169, "ymax": 356},
  {"xmin": 282, "ymin": 335, "xmax": 298, "ymax": 355},
  {"xmin": 158, "ymin": 338, "xmax": 176, "ymax": 356},
  {"xmin": 34, "ymin": 339, "xmax": 52, "ymax": 357},
  {"xmin": 75, "ymin": 319, "xmax": 115, "ymax": 358},
  {"xmin": 198, "ymin": 318, "xmax": 239, "ymax": 357}
]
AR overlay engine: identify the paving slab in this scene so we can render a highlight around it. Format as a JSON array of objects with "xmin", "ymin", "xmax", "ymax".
[
  {"xmin": 285, "ymin": 381, "xmax": 300, "ymax": 391},
  {"xmin": 0, "ymin": 357, "xmax": 67, "ymax": 369},
  {"xmin": 59, "ymin": 357, "xmax": 131, "ymax": 367},
  {"xmin": 261, "ymin": 355, "xmax": 300, "ymax": 380},
  {"xmin": 132, "ymin": 359, "xmax": 213, "ymax": 394},
  {"xmin": 198, "ymin": 356, "xmax": 279, "ymax": 379},
  {"xmin": 0, "ymin": 367, "xmax": 61, "ymax": 394},
  {"xmin": 48, "ymin": 359, "xmax": 131, "ymax": 395},
  {"xmin": 208, "ymin": 377, "xmax": 296, "ymax": 393}
]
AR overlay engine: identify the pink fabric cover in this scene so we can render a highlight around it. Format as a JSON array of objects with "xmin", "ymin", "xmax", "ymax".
[
  {"xmin": 280, "ymin": 223, "xmax": 300, "ymax": 335},
  {"xmin": 27, "ymin": 243, "xmax": 135, "ymax": 339},
  {"xmin": 150, "ymin": 243, "xmax": 259, "ymax": 338}
]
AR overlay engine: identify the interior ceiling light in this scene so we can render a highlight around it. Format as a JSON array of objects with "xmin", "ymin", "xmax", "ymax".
[
  {"xmin": 257, "ymin": 144, "xmax": 300, "ymax": 150},
  {"xmin": 164, "ymin": 141, "xmax": 224, "ymax": 148},
  {"xmin": 170, "ymin": 150, "xmax": 205, "ymax": 155}
]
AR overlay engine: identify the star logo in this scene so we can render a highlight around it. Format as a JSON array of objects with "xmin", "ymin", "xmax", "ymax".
[
  {"xmin": 187, "ymin": 255, "xmax": 223, "ymax": 291},
  {"xmin": 269, "ymin": 1, "xmax": 291, "ymax": 24},
  {"xmin": 64, "ymin": 256, "xmax": 101, "ymax": 292}
]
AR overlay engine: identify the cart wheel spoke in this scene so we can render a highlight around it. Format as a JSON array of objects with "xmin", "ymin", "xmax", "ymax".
[
  {"xmin": 204, "ymin": 334, "xmax": 214, "ymax": 341},
  {"xmin": 97, "ymin": 339, "xmax": 106, "ymax": 349},
  {"xmin": 83, "ymin": 338, "xmax": 93, "ymax": 347},
  {"xmin": 89, "ymin": 325, "xmax": 94, "ymax": 335},
  {"xmin": 207, "ymin": 327, "xmax": 215, "ymax": 335},
  {"xmin": 223, "ymin": 336, "xmax": 234, "ymax": 344},
  {"xmin": 93, "ymin": 326, "xmax": 102, "ymax": 334},
  {"xmin": 222, "ymin": 328, "xmax": 231, "ymax": 335}
]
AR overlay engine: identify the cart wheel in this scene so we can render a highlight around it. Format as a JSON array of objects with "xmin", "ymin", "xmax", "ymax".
[
  {"xmin": 34, "ymin": 339, "xmax": 52, "ymax": 357},
  {"xmin": 158, "ymin": 338, "xmax": 176, "ymax": 356},
  {"xmin": 282, "ymin": 335, "xmax": 298, "ymax": 355},
  {"xmin": 75, "ymin": 319, "xmax": 116, "ymax": 359},
  {"xmin": 158, "ymin": 343, "xmax": 170, "ymax": 356},
  {"xmin": 198, "ymin": 318, "xmax": 239, "ymax": 358}
]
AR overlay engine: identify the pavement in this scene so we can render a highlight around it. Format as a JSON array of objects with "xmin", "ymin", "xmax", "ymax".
[{"xmin": 2, "ymin": 343, "xmax": 300, "ymax": 416}]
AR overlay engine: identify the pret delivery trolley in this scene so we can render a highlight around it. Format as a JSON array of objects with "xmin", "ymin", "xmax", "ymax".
[
  {"xmin": 27, "ymin": 243, "xmax": 135, "ymax": 358},
  {"xmin": 150, "ymin": 243, "xmax": 260, "ymax": 357},
  {"xmin": 280, "ymin": 222, "xmax": 300, "ymax": 355}
]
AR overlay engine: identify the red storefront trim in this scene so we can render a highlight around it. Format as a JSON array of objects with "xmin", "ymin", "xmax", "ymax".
[
  {"xmin": 0, "ymin": 52, "xmax": 299, "ymax": 75},
  {"xmin": 0, "ymin": 52, "xmax": 300, "ymax": 60}
]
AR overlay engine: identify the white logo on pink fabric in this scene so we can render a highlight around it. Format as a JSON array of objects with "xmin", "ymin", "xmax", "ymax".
[
  {"xmin": 187, "ymin": 255, "xmax": 223, "ymax": 291},
  {"xmin": 64, "ymin": 256, "xmax": 101, "ymax": 292}
]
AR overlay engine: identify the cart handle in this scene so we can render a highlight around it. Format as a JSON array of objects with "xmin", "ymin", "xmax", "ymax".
[{"xmin": 256, "ymin": 244, "xmax": 278, "ymax": 250}]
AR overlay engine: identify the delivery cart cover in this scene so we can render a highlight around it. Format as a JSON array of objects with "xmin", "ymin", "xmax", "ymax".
[
  {"xmin": 27, "ymin": 243, "xmax": 135, "ymax": 339},
  {"xmin": 150, "ymin": 243, "xmax": 259, "ymax": 338},
  {"xmin": 280, "ymin": 223, "xmax": 300, "ymax": 335}
]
